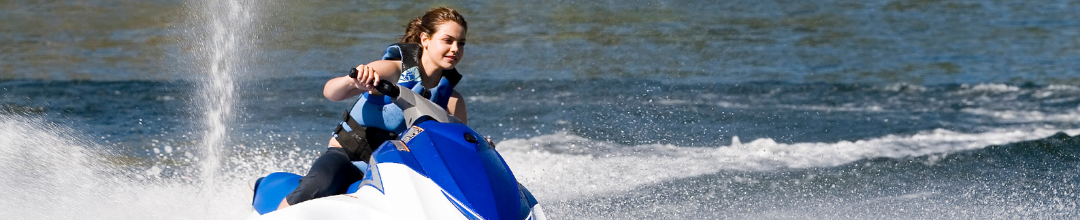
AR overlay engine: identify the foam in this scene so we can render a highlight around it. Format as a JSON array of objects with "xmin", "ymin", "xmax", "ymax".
[
  {"xmin": 878, "ymin": 83, "xmax": 928, "ymax": 92},
  {"xmin": 1046, "ymin": 84, "xmax": 1080, "ymax": 91},
  {"xmin": 958, "ymin": 83, "xmax": 1021, "ymax": 93},
  {"xmin": 0, "ymin": 115, "xmax": 314, "ymax": 219},
  {"xmin": 496, "ymin": 127, "xmax": 1080, "ymax": 202},
  {"xmin": 963, "ymin": 108, "xmax": 1080, "ymax": 123}
]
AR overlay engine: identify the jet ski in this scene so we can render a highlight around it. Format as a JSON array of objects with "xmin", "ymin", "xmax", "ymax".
[{"xmin": 245, "ymin": 78, "xmax": 545, "ymax": 220}]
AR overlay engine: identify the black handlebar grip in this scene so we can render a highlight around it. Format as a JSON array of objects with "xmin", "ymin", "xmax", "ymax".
[
  {"xmin": 374, "ymin": 80, "xmax": 399, "ymax": 98},
  {"xmin": 349, "ymin": 68, "xmax": 396, "ymax": 97}
]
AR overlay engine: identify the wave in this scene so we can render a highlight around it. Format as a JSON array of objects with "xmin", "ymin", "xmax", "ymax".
[
  {"xmin": 963, "ymin": 108, "xmax": 1080, "ymax": 123},
  {"xmin": 496, "ymin": 127, "xmax": 1080, "ymax": 201},
  {"xmin": 957, "ymin": 83, "xmax": 1021, "ymax": 93},
  {"xmin": 545, "ymin": 131, "xmax": 1080, "ymax": 219},
  {"xmin": 1046, "ymin": 84, "xmax": 1080, "ymax": 91},
  {"xmin": 876, "ymin": 83, "xmax": 928, "ymax": 93},
  {"xmin": 883, "ymin": 130, "xmax": 1080, "ymax": 170}
]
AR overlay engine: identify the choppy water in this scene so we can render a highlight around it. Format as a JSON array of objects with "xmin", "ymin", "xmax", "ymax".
[{"xmin": 3, "ymin": 0, "xmax": 1080, "ymax": 219}]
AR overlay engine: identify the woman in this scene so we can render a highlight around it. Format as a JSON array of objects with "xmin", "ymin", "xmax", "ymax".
[{"xmin": 280, "ymin": 7, "xmax": 469, "ymax": 208}]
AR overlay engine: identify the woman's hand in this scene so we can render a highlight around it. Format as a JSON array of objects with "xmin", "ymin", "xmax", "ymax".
[
  {"xmin": 352, "ymin": 64, "xmax": 381, "ymax": 91},
  {"xmin": 327, "ymin": 60, "xmax": 399, "ymax": 101}
]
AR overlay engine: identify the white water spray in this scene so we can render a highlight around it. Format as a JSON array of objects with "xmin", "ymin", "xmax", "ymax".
[{"xmin": 195, "ymin": 0, "xmax": 256, "ymax": 191}]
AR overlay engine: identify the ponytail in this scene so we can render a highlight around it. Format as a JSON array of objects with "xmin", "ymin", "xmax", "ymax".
[{"xmin": 400, "ymin": 17, "xmax": 424, "ymax": 44}]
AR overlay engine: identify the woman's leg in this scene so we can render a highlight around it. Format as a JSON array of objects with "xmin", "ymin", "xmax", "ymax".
[{"xmin": 283, "ymin": 147, "xmax": 364, "ymax": 205}]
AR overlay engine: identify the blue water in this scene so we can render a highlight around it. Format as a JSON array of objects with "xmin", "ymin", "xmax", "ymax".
[{"xmin": 3, "ymin": 0, "xmax": 1080, "ymax": 219}]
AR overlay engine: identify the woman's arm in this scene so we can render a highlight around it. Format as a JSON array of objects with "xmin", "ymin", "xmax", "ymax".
[
  {"xmin": 323, "ymin": 60, "xmax": 402, "ymax": 101},
  {"xmin": 448, "ymin": 90, "xmax": 467, "ymax": 124}
]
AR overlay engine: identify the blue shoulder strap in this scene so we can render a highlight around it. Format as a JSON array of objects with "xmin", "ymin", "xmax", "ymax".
[{"xmin": 381, "ymin": 44, "xmax": 402, "ymax": 60}]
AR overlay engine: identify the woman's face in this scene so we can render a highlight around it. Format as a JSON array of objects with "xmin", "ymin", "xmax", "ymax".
[{"xmin": 421, "ymin": 22, "xmax": 466, "ymax": 70}]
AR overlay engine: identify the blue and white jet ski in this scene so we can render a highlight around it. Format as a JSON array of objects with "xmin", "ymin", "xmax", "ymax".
[{"xmin": 245, "ymin": 79, "xmax": 545, "ymax": 220}]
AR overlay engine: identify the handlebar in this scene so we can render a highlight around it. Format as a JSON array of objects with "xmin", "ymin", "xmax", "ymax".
[
  {"xmin": 374, "ymin": 80, "xmax": 399, "ymax": 98},
  {"xmin": 346, "ymin": 67, "xmax": 461, "ymax": 125},
  {"xmin": 349, "ymin": 68, "xmax": 399, "ymax": 98}
]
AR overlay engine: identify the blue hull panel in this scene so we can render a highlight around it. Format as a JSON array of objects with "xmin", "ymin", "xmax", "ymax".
[{"xmin": 252, "ymin": 172, "xmax": 302, "ymax": 214}]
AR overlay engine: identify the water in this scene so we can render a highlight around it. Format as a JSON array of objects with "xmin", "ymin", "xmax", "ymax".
[
  {"xmin": 3, "ymin": 0, "xmax": 1080, "ymax": 219},
  {"xmin": 194, "ymin": 0, "xmax": 257, "ymax": 195}
]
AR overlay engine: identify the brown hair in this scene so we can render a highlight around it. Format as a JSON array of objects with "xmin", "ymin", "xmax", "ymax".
[{"xmin": 400, "ymin": 7, "xmax": 468, "ymax": 44}]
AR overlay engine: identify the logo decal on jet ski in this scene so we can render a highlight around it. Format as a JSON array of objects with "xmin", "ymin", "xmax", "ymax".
[
  {"xmin": 401, "ymin": 126, "xmax": 424, "ymax": 143},
  {"xmin": 390, "ymin": 140, "xmax": 409, "ymax": 152},
  {"xmin": 359, "ymin": 161, "xmax": 386, "ymax": 194}
]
